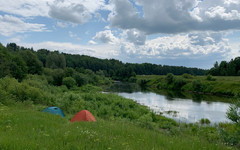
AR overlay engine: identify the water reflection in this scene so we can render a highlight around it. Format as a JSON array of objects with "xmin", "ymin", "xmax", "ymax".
[
  {"xmin": 118, "ymin": 92, "xmax": 230, "ymax": 124},
  {"xmin": 107, "ymin": 82, "xmax": 231, "ymax": 124}
]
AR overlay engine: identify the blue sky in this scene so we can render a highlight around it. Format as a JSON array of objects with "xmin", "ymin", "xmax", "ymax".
[{"xmin": 0, "ymin": 0, "xmax": 240, "ymax": 69}]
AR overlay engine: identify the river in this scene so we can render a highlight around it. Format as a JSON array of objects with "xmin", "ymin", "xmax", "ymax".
[{"xmin": 105, "ymin": 82, "xmax": 231, "ymax": 124}]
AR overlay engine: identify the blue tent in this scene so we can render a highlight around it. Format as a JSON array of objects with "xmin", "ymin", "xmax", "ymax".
[{"xmin": 43, "ymin": 107, "xmax": 65, "ymax": 117}]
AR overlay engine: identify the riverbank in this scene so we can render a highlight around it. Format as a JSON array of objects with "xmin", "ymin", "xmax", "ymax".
[
  {"xmin": 137, "ymin": 74, "xmax": 240, "ymax": 98},
  {"xmin": 1, "ymin": 104, "xmax": 234, "ymax": 150},
  {"xmin": 0, "ymin": 76, "xmax": 239, "ymax": 149}
]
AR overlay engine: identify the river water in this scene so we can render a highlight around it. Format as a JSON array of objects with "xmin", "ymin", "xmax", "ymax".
[{"xmin": 106, "ymin": 82, "xmax": 231, "ymax": 124}]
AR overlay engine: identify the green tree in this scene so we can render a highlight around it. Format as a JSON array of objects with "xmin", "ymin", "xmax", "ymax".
[
  {"xmin": 0, "ymin": 46, "xmax": 27, "ymax": 80},
  {"xmin": 46, "ymin": 52, "xmax": 66, "ymax": 69},
  {"xmin": 62, "ymin": 77, "xmax": 76, "ymax": 89},
  {"xmin": 19, "ymin": 50, "xmax": 43, "ymax": 74}
]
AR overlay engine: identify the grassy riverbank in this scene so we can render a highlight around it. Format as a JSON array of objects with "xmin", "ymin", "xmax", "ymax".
[
  {"xmin": 137, "ymin": 74, "xmax": 240, "ymax": 98},
  {"xmin": 1, "ymin": 104, "xmax": 233, "ymax": 150},
  {"xmin": 0, "ymin": 75, "xmax": 239, "ymax": 149}
]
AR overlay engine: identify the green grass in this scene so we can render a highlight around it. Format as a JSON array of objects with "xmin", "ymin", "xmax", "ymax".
[
  {"xmin": 0, "ymin": 104, "xmax": 233, "ymax": 150},
  {"xmin": 0, "ymin": 76, "xmax": 239, "ymax": 149},
  {"xmin": 137, "ymin": 75, "xmax": 240, "ymax": 98}
]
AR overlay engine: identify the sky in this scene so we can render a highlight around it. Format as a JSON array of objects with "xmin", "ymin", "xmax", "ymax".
[{"xmin": 0, "ymin": 0, "xmax": 240, "ymax": 69}]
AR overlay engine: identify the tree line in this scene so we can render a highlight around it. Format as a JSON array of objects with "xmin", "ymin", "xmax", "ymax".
[
  {"xmin": 1, "ymin": 43, "xmax": 207, "ymax": 83},
  {"xmin": 208, "ymin": 58, "xmax": 240, "ymax": 76}
]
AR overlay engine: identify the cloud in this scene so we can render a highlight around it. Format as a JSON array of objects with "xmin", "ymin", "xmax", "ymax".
[
  {"xmin": 93, "ymin": 30, "xmax": 119, "ymax": 44},
  {"xmin": 117, "ymin": 31, "xmax": 231, "ymax": 68},
  {"xmin": 56, "ymin": 21, "xmax": 69, "ymax": 28},
  {"xmin": 125, "ymin": 29, "xmax": 146, "ymax": 45},
  {"xmin": 49, "ymin": 3, "xmax": 92, "ymax": 24},
  {"xmin": 48, "ymin": 0, "xmax": 109, "ymax": 24},
  {"xmin": 109, "ymin": 0, "xmax": 240, "ymax": 34},
  {"xmin": 68, "ymin": 31, "xmax": 80, "ymax": 40},
  {"xmin": 0, "ymin": 0, "xmax": 51, "ymax": 17},
  {"xmin": 0, "ymin": 0, "xmax": 110, "ymax": 24},
  {"xmin": 88, "ymin": 40, "xmax": 97, "ymax": 45},
  {"xmin": 0, "ymin": 15, "xmax": 47, "ymax": 36},
  {"xmin": 205, "ymin": 6, "xmax": 240, "ymax": 20}
]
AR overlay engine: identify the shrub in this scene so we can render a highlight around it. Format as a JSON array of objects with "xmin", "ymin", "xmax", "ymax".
[
  {"xmin": 206, "ymin": 74, "xmax": 216, "ymax": 81},
  {"xmin": 62, "ymin": 77, "xmax": 76, "ymax": 89},
  {"xmin": 192, "ymin": 80, "xmax": 202, "ymax": 92},
  {"xmin": 165, "ymin": 73, "xmax": 174, "ymax": 84},
  {"xmin": 173, "ymin": 78, "xmax": 187, "ymax": 90},
  {"xmin": 200, "ymin": 118, "xmax": 211, "ymax": 124},
  {"xmin": 227, "ymin": 98, "xmax": 240, "ymax": 124},
  {"xmin": 182, "ymin": 73, "xmax": 193, "ymax": 79}
]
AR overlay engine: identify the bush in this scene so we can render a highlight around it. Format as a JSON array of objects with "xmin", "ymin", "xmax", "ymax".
[
  {"xmin": 192, "ymin": 80, "xmax": 203, "ymax": 92},
  {"xmin": 206, "ymin": 74, "xmax": 216, "ymax": 81},
  {"xmin": 62, "ymin": 77, "xmax": 76, "ymax": 89},
  {"xmin": 227, "ymin": 98, "xmax": 240, "ymax": 124},
  {"xmin": 182, "ymin": 73, "xmax": 193, "ymax": 79},
  {"xmin": 173, "ymin": 78, "xmax": 187, "ymax": 90},
  {"xmin": 200, "ymin": 118, "xmax": 211, "ymax": 124},
  {"xmin": 165, "ymin": 73, "xmax": 174, "ymax": 84}
]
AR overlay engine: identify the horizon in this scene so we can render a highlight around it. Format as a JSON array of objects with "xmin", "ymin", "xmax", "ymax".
[{"xmin": 0, "ymin": 0, "xmax": 240, "ymax": 69}]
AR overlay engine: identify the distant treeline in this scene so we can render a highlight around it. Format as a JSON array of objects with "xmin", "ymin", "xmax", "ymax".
[
  {"xmin": 208, "ymin": 58, "xmax": 240, "ymax": 76},
  {"xmin": 1, "ymin": 43, "xmax": 206, "ymax": 82}
]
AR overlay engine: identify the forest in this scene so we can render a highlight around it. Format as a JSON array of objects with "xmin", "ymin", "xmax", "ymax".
[{"xmin": 1, "ymin": 43, "xmax": 206, "ymax": 84}]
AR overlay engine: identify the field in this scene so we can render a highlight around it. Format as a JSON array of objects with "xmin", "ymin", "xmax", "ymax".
[
  {"xmin": 137, "ymin": 75, "xmax": 240, "ymax": 98},
  {"xmin": 0, "ymin": 104, "xmax": 234, "ymax": 150},
  {"xmin": 0, "ymin": 76, "xmax": 239, "ymax": 149}
]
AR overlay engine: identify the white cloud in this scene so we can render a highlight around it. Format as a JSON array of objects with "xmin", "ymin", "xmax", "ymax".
[
  {"xmin": 205, "ymin": 6, "xmax": 240, "ymax": 20},
  {"xmin": 0, "ymin": 0, "xmax": 51, "ymax": 17},
  {"xmin": 49, "ymin": 3, "xmax": 92, "ymax": 24},
  {"xmin": 56, "ymin": 21, "xmax": 69, "ymax": 28},
  {"xmin": 48, "ymin": 0, "xmax": 110, "ymax": 24},
  {"xmin": 0, "ymin": 0, "xmax": 111, "ymax": 24},
  {"xmin": 93, "ymin": 30, "xmax": 119, "ymax": 44},
  {"xmin": 109, "ymin": 0, "xmax": 240, "ymax": 34},
  {"xmin": 68, "ymin": 31, "xmax": 80, "ymax": 40},
  {"xmin": 0, "ymin": 15, "xmax": 47, "ymax": 36},
  {"xmin": 88, "ymin": 40, "xmax": 97, "ymax": 45},
  {"xmin": 224, "ymin": 0, "xmax": 240, "ymax": 5},
  {"xmin": 124, "ymin": 29, "xmax": 146, "ymax": 45}
]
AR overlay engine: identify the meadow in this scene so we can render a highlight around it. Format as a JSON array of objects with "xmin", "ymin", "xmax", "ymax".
[
  {"xmin": 137, "ymin": 74, "xmax": 240, "ymax": 98},
  {"xmin": 0, "ymin": 75, "xmax": 240, "ymax": 149}
]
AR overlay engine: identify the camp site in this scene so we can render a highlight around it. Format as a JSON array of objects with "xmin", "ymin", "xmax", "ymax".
[{"xmin": 1, "ymin": 1, "xmax": 240, "ymax": 149}]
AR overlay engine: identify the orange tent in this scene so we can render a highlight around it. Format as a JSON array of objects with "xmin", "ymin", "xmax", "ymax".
[{"xmin": 70, "ymin": 110, "xmax": 96, "ymax": 122}]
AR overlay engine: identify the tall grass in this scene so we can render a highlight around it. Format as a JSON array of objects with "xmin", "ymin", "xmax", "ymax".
[
  {"xmin": 0, "ymin": 104, "xmax": 232, "ymax": 150},
  {"xmin": 0, "ymin": 76, "xmax": 238, "ymax": 149}
]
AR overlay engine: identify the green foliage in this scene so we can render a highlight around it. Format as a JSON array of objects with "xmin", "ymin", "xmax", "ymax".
[
  {"xmin": 137, "ymin": 79, "xmax": 149, "ymax": 87},
  {"xmin": 208, "ymin": 56, "xmax": 240, "ymax": 76},
  {"xmin": 19, "ymin": 50, "xmax": 43, "ymax": 75},
  {"xmin": 0, "ymin": 46, "xmax": 27, "ymax": 80},
  {"xmin": 219, "ymin": 123, "xmax": 240, "ymax": 146},
  {"xmin": 192, "ymin": 80, "xmax": 203, "ymax": 92},
  {"xmin": 0, "ymin": 105, "xmax": 230, "ymax": 150},
  {"xmin": 182, "ymin": 73, "xmax": 193, "ymax": 79},
  {"xmin": 206, "ymin": 74, "xmax": 216, "ymax": 81},
  {"xmin": 0, "ymin": 77, "xmax": 51, "ymax": 105},
  {"xmin": 227, "ymin": 98, "xmax": 240, "ymax": 124},
  {"xmin": 62, "ymin": 77, "xmax": 76, "ymax": 89},
  {"xmin": 166, "ymin": 73, "xmax": 174, "ymax": 84},
  {"xmin": 46, "ymin": 52, "xmax": 66, "ymax": 69},
  {"xmin": 173, "ymin": 78, "xmax": 187, "ymax": 90},
  {"xmin": 200, "ymin": 118, "xmax": 211, "ymax": 124}
]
